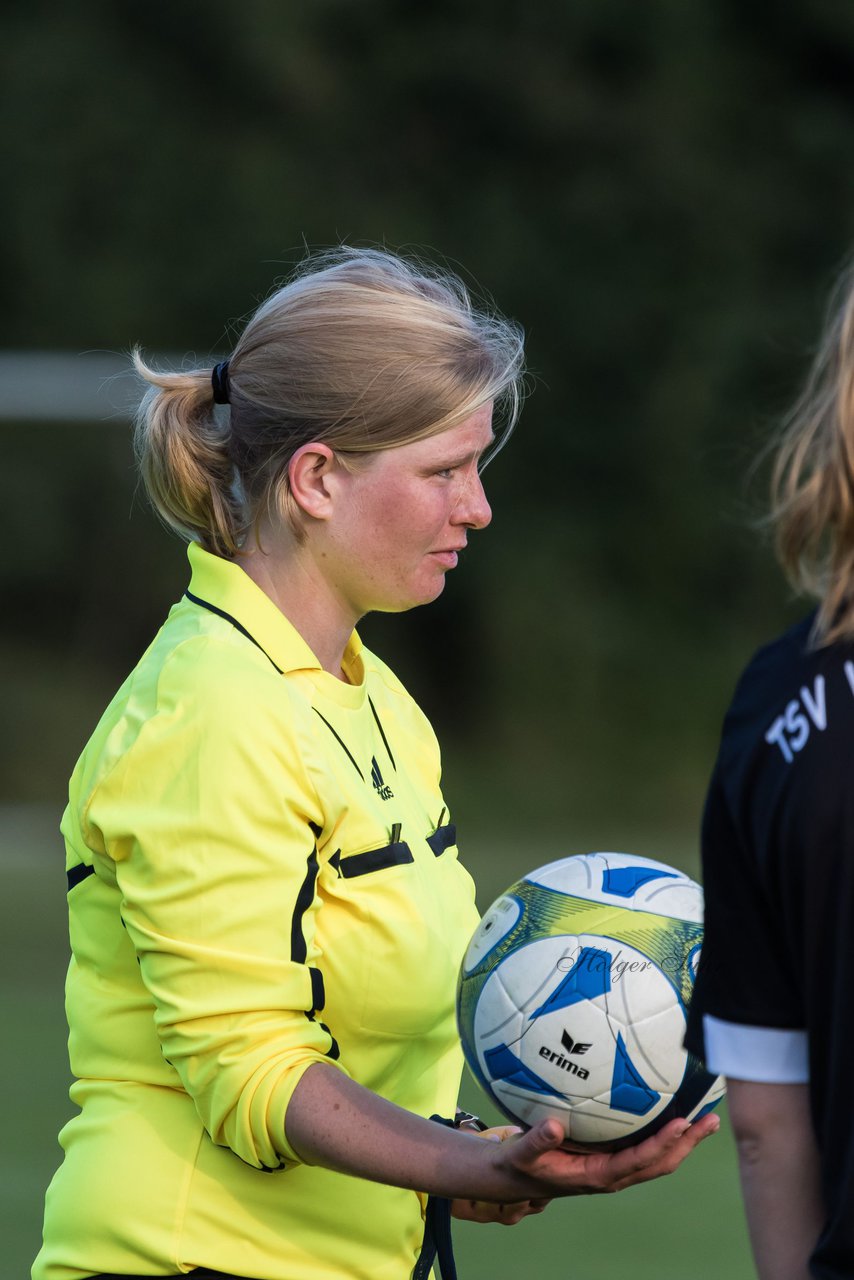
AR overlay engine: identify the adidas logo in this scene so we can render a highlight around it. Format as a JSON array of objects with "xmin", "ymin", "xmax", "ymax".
[{"xmin": 371, "ymin": 756, "xmax": 394, "ymax": 800}]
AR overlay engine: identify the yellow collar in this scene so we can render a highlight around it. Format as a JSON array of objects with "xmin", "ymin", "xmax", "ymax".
[{"xmin": 186, "ymin": 542, "xmax": 363, "ymax": 677}]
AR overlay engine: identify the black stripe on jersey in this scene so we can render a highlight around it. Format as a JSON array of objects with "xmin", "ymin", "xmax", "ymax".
[
  {"xmin": 184, "ymin": 591, "xmax": 284, "ymax": 674},
  {"xmin": 320, "ymin": 1022, "xmax": 341, "ymax": 1061},
  {"xmin": 292, "ymin": 854, "xmax": 339, "ymax": 1055},
  {"xmin": 329, "ymin": 841, "xmax": 414, "ymax": 878},
  {"xmin": 67, "ymin": 863, "xmax": 95, "ymax": 891},
  {"xmin": 232, "ymin": 1138, "xmax": 288, "ymax": 1174},
  {"xmin": 290, "ymin": 846, "xmax": 320, "ymax": 965},
  {"xmin": 312, "ymin": 709, "xmax": 364, "ymax": 780},
  {"xmin": 309, "ymin": 966, "xmax": 325, "ymax": 1013},
  {"xmin": 426, "ymin": 824, "xmax": 457, "ymax": 857},
  {"xmin": 308, "ymin": 1013, "xmax": 341, "ymax": 1061},
  {"xmin": 368, "ymin": 696, "xmax": 396, "ymax": 772}
]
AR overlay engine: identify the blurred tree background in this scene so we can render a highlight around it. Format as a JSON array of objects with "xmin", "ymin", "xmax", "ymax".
[
  {"xmin": 7, "ymin": 2, "xmax": 854, "ymax": 1275},
  {"xmin": 4, "ymin": 0, "xmax": 854, "ymax": 847}
]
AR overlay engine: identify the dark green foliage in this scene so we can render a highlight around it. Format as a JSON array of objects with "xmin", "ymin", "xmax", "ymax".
[{"xmin": 2, "ymin": 0, "xmax": 853, "ymax": 831}]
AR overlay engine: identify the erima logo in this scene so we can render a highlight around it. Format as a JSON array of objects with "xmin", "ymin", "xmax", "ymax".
[
  {"xmin": 538, "ymin": 1028, "xmax": 591, "ymax": 1080},
  {"xmin": 371, "ymin": 756, "xmax": 394, "ymax": 800},
  {"xmin": 561, "ymin": 1029, "xmax": 591, "ymax": 1056}
]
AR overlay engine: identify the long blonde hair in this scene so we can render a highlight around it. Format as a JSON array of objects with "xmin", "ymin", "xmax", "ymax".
[
  {"xmin": 134, "ymin": 247, "xmax": 525, "ymax": 556},
  {"xmin": 770, "ymin": 261, "xmax": 854, "ymax": 644}
]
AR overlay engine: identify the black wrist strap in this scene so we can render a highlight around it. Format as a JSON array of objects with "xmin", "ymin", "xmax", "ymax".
[
  {"xmin": 453, "ymin": 1108, "xmax": 488, "ymax": 1133},
  {"xmin": 412, "ymin": 1114, "xmax": 469, "ymax": 1280},
  {"xmin": 413, "ymin": 1191, "xmax": 457, "ymax": 1280}
]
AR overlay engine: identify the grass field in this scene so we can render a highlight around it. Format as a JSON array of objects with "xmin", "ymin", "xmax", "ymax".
[{"xmin": 2, "ymin": 805, "xmax": 754, "ymax": 1280}]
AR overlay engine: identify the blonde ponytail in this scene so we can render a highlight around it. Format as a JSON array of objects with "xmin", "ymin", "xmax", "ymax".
[{"xmin": 132, "ymin": 351, "xmax": 244, "ymax": 556}]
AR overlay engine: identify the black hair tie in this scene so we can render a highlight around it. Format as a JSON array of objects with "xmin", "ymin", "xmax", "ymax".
[{"xmin": 211, "ymin": 359, "xmax": 231, "ymax": 405}]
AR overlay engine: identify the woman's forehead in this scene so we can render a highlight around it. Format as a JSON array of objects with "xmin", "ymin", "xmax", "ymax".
[{"xmin": 417, "ymin": 404, "xmax": 495, "ymax": 458}]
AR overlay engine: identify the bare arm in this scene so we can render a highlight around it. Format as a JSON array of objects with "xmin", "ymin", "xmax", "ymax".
[
  {"xmin": 285, "ymin": 1061, "xmax": 719, "ymax": 1203},
  {"xmin": 727, "ymin": 1079, "xmax": 824, "ymax": 1280}
]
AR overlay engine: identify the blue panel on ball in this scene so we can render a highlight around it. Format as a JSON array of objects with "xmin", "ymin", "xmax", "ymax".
[
  {"xmin": 602, "ymin": 866, "xmax": 678, "ymax": 898},
  {"xmin": 483, "ymin": 1043, "xmax": 565, "ymax": 1098},
  {"xmin": 610, "ymin": 1033, "xmax": 661, "ymax": 1116},
  {"xmin": 529, "ymin": 946, "xmax": 611, "ymax": 1019}
]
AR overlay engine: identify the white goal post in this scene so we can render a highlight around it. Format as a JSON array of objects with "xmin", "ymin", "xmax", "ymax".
[{"xmin": 0, "ymin": 352, "xmax": 198, "ymax": 422}]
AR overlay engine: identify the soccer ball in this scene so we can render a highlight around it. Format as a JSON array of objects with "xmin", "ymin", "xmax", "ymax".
[{"xmin": 456, "ymin": 852, "xmax": 724, "ymax": 1149}]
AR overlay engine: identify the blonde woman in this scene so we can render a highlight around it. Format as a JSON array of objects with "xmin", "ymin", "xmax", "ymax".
[
  {"xmin": 35, "ymin": 248, "xmax": 718, "ymax": 1280},
  {"xmin": 686, "ymin": 266, "xmax": 854, "ymax": 1280}
]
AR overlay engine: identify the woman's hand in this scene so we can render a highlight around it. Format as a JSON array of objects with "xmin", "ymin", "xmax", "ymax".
[
  {"xmin": 484, "ymin": 1112, "xmax": 720, "ymax": 1200},
  {"xmin": 448, "ymin": 1114, "xmax": 720, "ymax": 1220},
  {"xmin": 451, "ymin": 1124, "xmax": 552, "ymax": 1226}
]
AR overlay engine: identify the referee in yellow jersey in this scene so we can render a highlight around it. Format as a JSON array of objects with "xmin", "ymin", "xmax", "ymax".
[{"xmin": 33, "ymin": 247, "xmax": 718, "ymax": 1280}]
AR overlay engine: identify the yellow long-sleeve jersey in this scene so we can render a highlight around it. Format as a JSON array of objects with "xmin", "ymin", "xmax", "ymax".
[{"xmin": 34, "ymin": 543, "xmax": 479, "ymax": 1280}]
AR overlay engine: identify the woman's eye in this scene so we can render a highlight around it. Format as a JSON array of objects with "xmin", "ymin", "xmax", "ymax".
[{"xmin": 436, "ymin": 467, "xmax": 456, "ymax": 479}]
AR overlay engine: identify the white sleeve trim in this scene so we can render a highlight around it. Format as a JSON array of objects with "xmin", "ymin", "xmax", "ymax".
[{"xmin": 703, "ymin": 1014, "xmax": 809, "ymax": 1083}]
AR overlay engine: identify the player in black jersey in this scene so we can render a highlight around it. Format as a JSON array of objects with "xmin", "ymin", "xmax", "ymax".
[{"xmin": 686, "ymin": 264, "xmax": 854, "ymax": 1280}]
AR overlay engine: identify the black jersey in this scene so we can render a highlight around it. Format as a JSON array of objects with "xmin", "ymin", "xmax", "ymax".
[{"xmin": 685, "ymin": 612, "xmax": 854, "ymax": 1279}]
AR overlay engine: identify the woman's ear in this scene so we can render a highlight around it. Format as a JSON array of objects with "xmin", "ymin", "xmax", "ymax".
[{"xmin": 287, "ymin": 443, "xmax": 337, "ymax": 520}]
